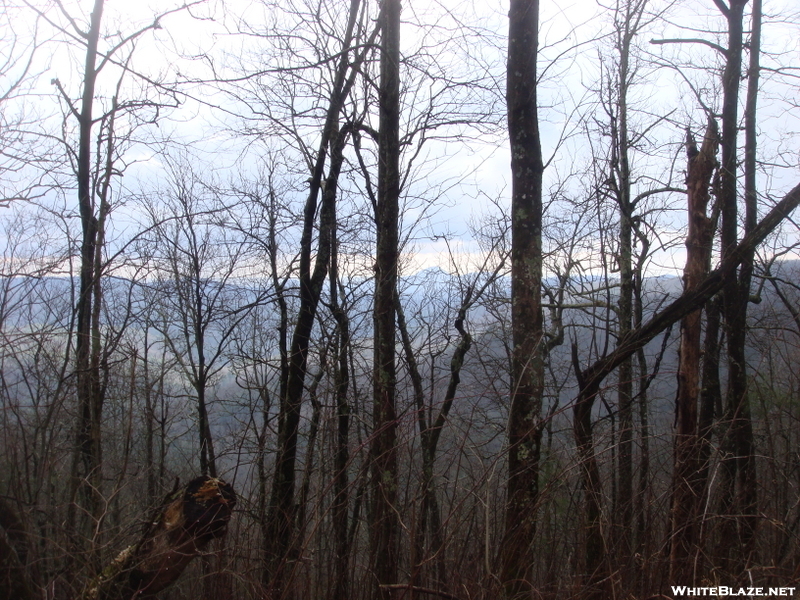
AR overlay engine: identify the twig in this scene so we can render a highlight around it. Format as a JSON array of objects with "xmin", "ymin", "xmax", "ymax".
[{"xmin": 379, "ymin": 584, "xmax": 464, "ymax": 600}]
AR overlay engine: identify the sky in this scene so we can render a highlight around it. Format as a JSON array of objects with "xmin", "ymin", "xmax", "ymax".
[{"xmin": 2, "ymin": 0, "xmax": 799, "ymax": 278}]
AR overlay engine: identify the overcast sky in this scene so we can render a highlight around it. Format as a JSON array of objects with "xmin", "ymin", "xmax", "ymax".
[{"xmin": 3, "ymin": 0, "xmax": 799, "ymax": 277}]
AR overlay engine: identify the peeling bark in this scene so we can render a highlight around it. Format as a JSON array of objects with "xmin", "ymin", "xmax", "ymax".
[
  {"xmin": 81, "ymin": 476, "xmax": 235, "ymax": 600},
  {"xmin": 670, "ymin": 119, "xmax": 718, "ymax": 585}
]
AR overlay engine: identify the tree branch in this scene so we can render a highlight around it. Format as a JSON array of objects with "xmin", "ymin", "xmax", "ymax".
[
  {"xmin": 650, "ymin": 38, "xmax": 729, "ymax": 57},
  {"xmin": 580, "ymin": 181, "xmax": 800, "ymax": 395},
  {"xmin": 713, "ymin": 0, "xmax": 731, "ymax": 16},
  {"xmin": 379, "ymin": 584, "xmax": 464, "ymax": 600}
]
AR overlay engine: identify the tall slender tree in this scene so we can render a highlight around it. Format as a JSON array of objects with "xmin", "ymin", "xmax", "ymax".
[
  {"xmin": 732, "ymin": 0, "xmax": 760, "ymax": 567},
  {"xmin": 501, "ymin": 0, "xmax": 544, "ymax": 597},
  {"xmin": 370, "ymin": 0, "xmax": 401, "ymax": 596},
  {"xmin": 715, "ymin": 0, "xmax": 758, "ymax": 572},
  {"xmin": 34, "ymin": 0, "xmax": 189, "ymax": 579},
  {"xmin": 69, "ymin": 0, "xmax": 108, "ymax": 561},
  {"xmin": 260, "ymin": 0, "xmax": 370, "ymax": 592}
]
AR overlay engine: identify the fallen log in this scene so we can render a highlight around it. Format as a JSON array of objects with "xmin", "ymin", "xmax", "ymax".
[{"xmin": 82, "ymin": 475, "xmax": 236, "ymax": 600}]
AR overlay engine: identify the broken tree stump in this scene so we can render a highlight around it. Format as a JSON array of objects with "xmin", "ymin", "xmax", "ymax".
[{"xmin": 82, "ymin": 475, "xmax": 236, "ymax": 600}]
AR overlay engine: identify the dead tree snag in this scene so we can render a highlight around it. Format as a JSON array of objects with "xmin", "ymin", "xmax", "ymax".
[{"xmin": 81, "ymin": 476, "xmax": 235, "ymax": 600}]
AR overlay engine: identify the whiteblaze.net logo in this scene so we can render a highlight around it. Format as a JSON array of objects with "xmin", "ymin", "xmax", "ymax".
[{"xmin": 671, "ymin": 586, "xmax": 796, "ymax": 597}]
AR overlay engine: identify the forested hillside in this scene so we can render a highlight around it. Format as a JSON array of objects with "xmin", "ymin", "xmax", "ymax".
[{"xmin": 1, "ymin": 0, "xmax": 799, "ymax": 598}]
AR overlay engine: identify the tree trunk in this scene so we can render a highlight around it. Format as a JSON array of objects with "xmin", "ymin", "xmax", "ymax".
[
  {"xmin": 633, "ymin": 224, "xmax": 654, "ymax": 594},
  {"xmin": 400, "ymin": 282, "xmax": 484, "ymax": 598},
  {"xmin": 69, "ymin": 0, "xmax": 106, "ymax": 571},
  {"xmin": 370, "ymin": 0, "xmax": 401, "ymax": 596},
  {"xmin": 716, "ymin": 0, "xmax": 758, "ymax": 572},
  {"xmin": 501, "ymin": 0, "xmax": 545, "ymax": 597},
  {"xmin": 670, "ymin": 120, "xmax": 718, "ymax": 585},
  {"xmin": 263, "ymin": 0, "xmax": 364, "ymax": 588},
  {"xmin": 696, "ymin": 294, "xmax": 722, "ymax": 565},
  {"xmin": 264, "ymin": 123, "xmax": 349, "ymax": 593},
  {"xmin": 571, "ymin": 343, "xmax": 608, "ymax": 600},
  {"xmin": 612, "ymin": 4, "xmax": 637, "ymax": 569},
  {"xmin": 330, "ymin": 206, "xmax": 352, "ymax": 600}
]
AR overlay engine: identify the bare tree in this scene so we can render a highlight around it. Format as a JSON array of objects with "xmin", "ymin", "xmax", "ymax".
[
  {"xmin": 501, "ymin": 0, "xmax": 545, "ymax": 597},
  {"xmin": 590, "ymin": 1, "xmax": 683, "ymax": 587},
  {"xmin": 370, "ymin": 0, "xmax": 401, "ymax": 597},
  {"xmin": 16, "ymin": 0, "xmax": 194, "ymax": 581},
  {"xmin": 572, "ymin": 178, "xmax": 800, "ymax": 599},
  {"xmin": 651, "ymin": 0, "xmax": 764, "ymax": 576},
  {"xmin": 263, "ymin": 63, "xmax": 360, "ymax": 600},
  {"xmin": 670, "ymin": 119, "xmax": 718, "ymax": 585},
  {"xmin": 715, "ymin": 0, "xmax": 759, "ymax": 572},
  {"xmin": 143, "ymin": 160, "xmax": 273, "ymax": 482}
]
